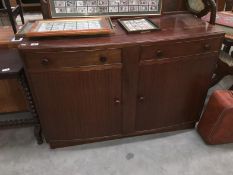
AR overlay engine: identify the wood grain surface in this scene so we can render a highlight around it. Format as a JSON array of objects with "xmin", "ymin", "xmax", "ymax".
[
  {"xmin": 0, "ymin": 27, "xmax": 27, "ymax": 113},
  {"xmin": 0, "ymin": 79, "xmax": 27, "ymax": 113},
  {"xmin": 0, "ymin": 26, "xmax": 21, "ymax": 48}
]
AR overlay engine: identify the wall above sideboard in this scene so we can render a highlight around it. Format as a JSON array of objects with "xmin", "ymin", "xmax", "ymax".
[{"xmin": 162, "ymin": 0, "xmax": 187, "ymax": 13}]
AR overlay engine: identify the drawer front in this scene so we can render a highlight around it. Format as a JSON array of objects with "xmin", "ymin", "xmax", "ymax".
[
  {"xmin": 140, "ymin": 38, "xmax": 221, "ymax": 60},
  {"xmin": 23, "ymin": 48, "xmax": 122, "ymax": 70}
]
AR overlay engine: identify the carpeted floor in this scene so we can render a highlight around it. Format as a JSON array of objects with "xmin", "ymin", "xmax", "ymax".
[
  {"xmin": 0, "ymin": 76, "xmax": 233, "ymax": 175},
  {"xmin": 1, "ymin": 128, "xmax": 233, "ymax": 175}
]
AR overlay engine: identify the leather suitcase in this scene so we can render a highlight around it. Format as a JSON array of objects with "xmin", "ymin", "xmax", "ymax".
[{"xmin": 197, "ymin": 90, "xmax": 233, "ymax": 145}]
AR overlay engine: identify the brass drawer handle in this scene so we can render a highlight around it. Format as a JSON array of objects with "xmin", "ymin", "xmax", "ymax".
[
  {"xmin": 41, "ymin": 58, "xmax": 49, "ymax": 65},
  {"xmin": 138, "ymin": 96, "xmax": 145, "ymax": 102},
  {"xmin": 114, "ymin": 98, "xmax": 121, "ymax": 105},
  {"xmin": 156, "ymin": 50, "xmax": 163, "ymax": 58},
  {"xmin": 99, "ymin": 56, "xmax": 107, "ymax": 63},
  {"xmin": 204, "ymin": 44, "xmax": 211, "ymax": 51}
]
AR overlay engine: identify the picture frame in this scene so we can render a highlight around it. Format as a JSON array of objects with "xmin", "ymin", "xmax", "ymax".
[
  {"xmin": 118, "ymin": 17, "xmax": 160, "ymax": 33},
  {"xmin": 16, "ymin": 17, "xmax": 114, "ymax": 38},
  {"xmin": 47, "ymin": 0, "xmax": 162, "ymax": 18}
]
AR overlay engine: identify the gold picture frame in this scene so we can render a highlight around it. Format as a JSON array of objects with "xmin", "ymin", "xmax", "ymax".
[{"xmin": 16, "ymin": 17, "xmax": 114, "ymax": 38}]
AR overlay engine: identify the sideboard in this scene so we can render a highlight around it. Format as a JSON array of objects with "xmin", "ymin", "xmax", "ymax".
[{"xmin": 19, "ymin": 14, "xmax": 224, "ymax": 148}]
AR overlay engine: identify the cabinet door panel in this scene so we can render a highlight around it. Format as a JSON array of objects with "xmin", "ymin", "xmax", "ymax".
[
  {"xmin": 29, "ymin": 66, "xmax": 122, "ymax": 140},
  {"xmin": 136, "ymin": 53, "xmax": 217, "ymax": 131}
]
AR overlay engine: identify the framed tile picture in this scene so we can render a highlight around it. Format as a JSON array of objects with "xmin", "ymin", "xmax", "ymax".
[
  {"xmin": 118, "ymin": 17, "xmax": 160, "ymax": 33},
  {"xmin": 16, "ymin": 17, "xmax": 114, "ymax": 38},
  {"xmin": 47, "ymin": 0, "xmax": 162, "ymax": 17}
]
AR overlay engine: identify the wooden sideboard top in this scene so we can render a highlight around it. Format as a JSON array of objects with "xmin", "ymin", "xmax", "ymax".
[{"xmin": 19, "ymin": 14, "xmax": 225, "ymax": 51}]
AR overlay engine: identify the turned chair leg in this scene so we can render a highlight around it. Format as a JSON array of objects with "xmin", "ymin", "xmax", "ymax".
[{"xmin": 19, "ymin": 72, "xmax": 43, "ymax": 145}]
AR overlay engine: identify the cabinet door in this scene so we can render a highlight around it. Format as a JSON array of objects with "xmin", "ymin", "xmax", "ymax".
[
  {"xmin": 136, "ymin": 53, "xmax": 217, "ymax": 132},
  {"xmin": 29, "ymin": 65, "xmax": 122, "ymax": 141}
]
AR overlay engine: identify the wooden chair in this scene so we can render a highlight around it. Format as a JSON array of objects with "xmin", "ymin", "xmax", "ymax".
[
  {"xmin": 0, "ymin": 0, "xmax": 24, "ymax": 33},
  {"xmin": 225, "ymin": 0, "xmax": 233, "ymax": 11},
  {"xmin": 208, "ymin": 1, "xmax": 233, "ymax": 88},
  {"xmin": 217, "ymin": 0, "xmax": 233, "ymax": 11},
  {"xmin": 0, "ymin": 49, "xmax": 43, "ymax": 144},
  {"xmin": 211, "ymin": 50, "xmax": 233, "ymax": 89},
  {"xmin": 223, "ymin": 36, "xmax": 233, "ymax": 57},
  {"xmin": 221, "ymin": 0, "xmax": 233, "ymax": 56}
]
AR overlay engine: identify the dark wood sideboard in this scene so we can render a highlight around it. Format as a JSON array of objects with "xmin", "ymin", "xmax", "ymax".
[{"xmin": 19, "ymin": 14, "xmax": 224, "ymax": 148}]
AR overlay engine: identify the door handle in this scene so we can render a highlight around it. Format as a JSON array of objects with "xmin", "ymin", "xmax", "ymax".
[{"xmin": 138, "ymin": 96, "xmax": 145, "ymax": 102}]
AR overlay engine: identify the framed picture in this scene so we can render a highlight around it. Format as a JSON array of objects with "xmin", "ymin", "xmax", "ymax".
[
  {"xmin": 118, "ymin": 17, "xmax": 160, "ymax": 33},
  {"xmin": 16, "ymin": 17, "xmax": 114, "ymax": 38},
  {"xmin": 47, "ymin": 0, "xmax": 162, "ymax": 18}
]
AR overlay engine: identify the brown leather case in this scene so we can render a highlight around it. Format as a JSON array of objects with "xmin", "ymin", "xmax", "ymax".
[{"xmin": 197, "ymin": 90, "xmax": 233, "ymax": 145}]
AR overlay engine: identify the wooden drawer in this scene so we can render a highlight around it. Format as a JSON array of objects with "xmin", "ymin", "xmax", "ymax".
[
  {"xmin": 140, "ymin": 38, "xmax": 221, "ymax": 60},
  {"xmin": 23, "ymin": 48, "xmax": 122, "ymax": 70}
]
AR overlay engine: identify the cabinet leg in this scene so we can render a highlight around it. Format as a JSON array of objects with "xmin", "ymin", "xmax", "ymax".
[
  {"xmin": 210, "ymin": 74, "xmax": 224, "ymax": 87},
  {"xmin": 34, "ymin": 124, "xmax": 43, "ymax": 145}
]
